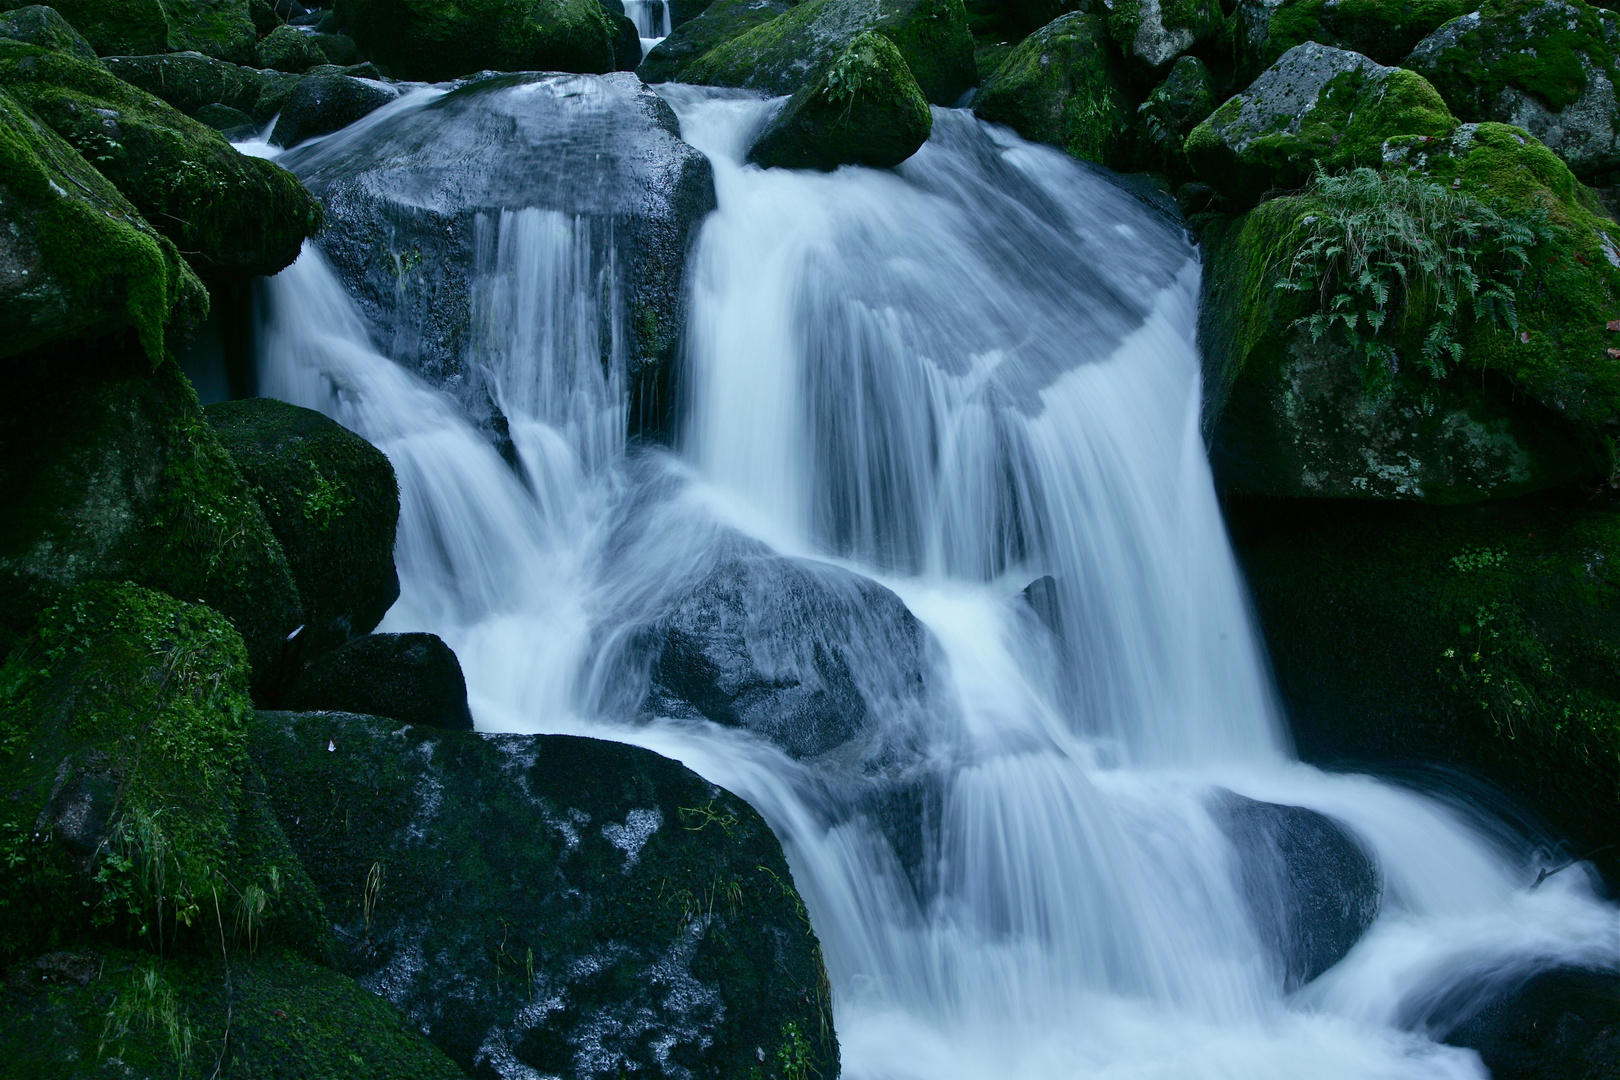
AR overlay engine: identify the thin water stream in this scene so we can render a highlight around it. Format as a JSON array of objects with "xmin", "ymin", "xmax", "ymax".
[{"xmin": 255, "ymin": 84, "xmax": 1618, "ymax": 1079}]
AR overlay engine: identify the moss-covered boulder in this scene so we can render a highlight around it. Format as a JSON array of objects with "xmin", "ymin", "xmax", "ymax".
[
  {"xmin": 104, "ymin": 49, "xmax": 303, "ymax": 125},
  {"xmin": 253, "ymin": 20, "xmax": 325, "ymax": 70},
  {"xmin": 7, "ymin": 0, "xmax": 260, "ymax": 61},
  {"xmin": 1132, "ymin": 52, "xmax": 1215, "ymax": 171},
  {"xmin": 1227, "ymin": 492, "xmax": 1620, "ymax": 887},
  {"xmin": 1233, "ymin": 0, "xmax": 1471, "ymax": 72},
  {"xmin": 674, "ymin": 0, "xmax": 976, "ymax": 106},
  {"xmin": 0, "ymin": 5, "xmax": 99, "ymax": 63},
  {"xmin": 331, "ymin": 0, "xmax": 620, "ymax": 81},
  {"xmin": 0, "ymin": 345, "xmax": 304, "ymax": 699},
  {"xmin": 0, "ymin": 948, "xmax": 469, "ymax": 1078},
  {"xmin": 268, "ymin": 68, "xmax": 395, "ymax": 146},
  {"xmin": 1202, "ymin": 127, "xmax": 1620, "ymax": 500},
  {"xmin": 250, "ymin": 711, "xmax": 840, "ymax": 1080},
  {"xmin": 0, "ymin": 582, "xmax": 325, "ymax": 962},
  {"xmin": 284, "ymin": 632, "xmax": 472, "ymax": 728},
  {"xmin": 1105, "ymin": 0, "xmax": 1224, "ymax": 70},
  {"xmin": 636, "ymin": 0, "xmax": 793, "ymax": 84},
  {"xmin": 0, "ymin": 39, "xmax": 321, "ymax": 277},
  {"xmin": 165, "ymin": 0, "xmax": 260, "ymax": 64},
  {"xmin": 0, "ymin": 86, "xmax": 204, "ymax": 360},
  {"xmin": 205, "ymin": 398, "xmax": 399, "ymax": 663},
  {"xmin": 1405, "ymin": 0, "xmax": 1620, "ymax": 178},
  {"xmin": 748, "ymin": 30, "xmax": 932, "ymax": 170},
  {"xmin": 1186, "ymin": 42, "xmax": 1457, "ymax": 207},
  {"xmin": 972, "ymin": 11, "xmax": 1129, "ymax": 169}
]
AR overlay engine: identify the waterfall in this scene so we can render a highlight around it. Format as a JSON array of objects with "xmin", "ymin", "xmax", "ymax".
[
  {"xmin": 625, "ymin": 0, "xmax": 671, "ymax": 57},
  {"xmin": 256, "ymin": 85, "xmax": 1618, "ymax": 1080}
]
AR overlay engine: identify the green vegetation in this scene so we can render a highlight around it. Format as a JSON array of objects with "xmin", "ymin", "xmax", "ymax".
[
  {"xmin": 1250, "ymin": 0, "xmax": 1471, "ymax": 69},
  {"xmin": 335, "ymin": 0, "xmax": 619, "ymax": 81}
]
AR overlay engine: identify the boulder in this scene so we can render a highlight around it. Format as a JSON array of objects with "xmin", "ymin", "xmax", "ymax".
[
  {"xmin": 0, "ymin": 583, "xmax": 325, "ymax": 959},
  {"xmin": 308, "ymin": 29, "xmax": 358, "ymax": 65},
  {"xmin": 205, "ymin": 397, "xmax": 400, "ymax": 660},
  {"xmin": 0, "ymin": 86, "xmax": 204, "ymax": 360},
  {"xmin": 1133, "ymin": 53, "xmax": 1216, "ymax": 171},
  {"xmin": 254, "ymin": 20, "xmax": 326, "ymax": 70},
  {"xmin": 0, "ymin": 39, "xmax": 322, "ymax": 277},
  {"xmin": 972, "ymin": 11, "xmax": 1129, "ymax": 169},
  {"xmin": 749, "ymin": 30, "xmax": 933, "ymax": 170},
  {"xmin": 163, "ymin": 0, "xmax": 261, "ymax": 64},
  {"xmin": 0, "ymin": 950, "xmax": 468, "ymax": 1078},
  {"xmin": 636, "ymin": 0, "xmax": 794, "ymax": 84},
  {"xmin": 1233, "ymin": 0, "xmax": 1471, "ymax": 72},
  {"xmin": 1185, "ymin": 42, "xmax": 1456, "ymax": 207},
  {"xmin": 284, "ymin": 632, "xmax": 471, "ymax": 729},
  {"xmin": 675, "ymin": 0, "xmax": 977, "ymax": 106},
  {"xmin": 0, "ymin": 5, "xmax": 98, "ymax": 63},
  {"xmin": 250, "ymin": 711, "xmax": 840, "ymax": 1080},
  {"xmin": 331, "ymin": 0, "xmax": 621, "ymax": 81},
  {"xmin": 1201, "ymin": 123, "xmax": 1620, "ymax": 501},
  {"xmin": 1105, "ymin": 0, "xmax": 1223, "ymax": 71},
  {"xmin": 105, "ymin": 49, "xmax": 304, "ymax": 125},
  {"xmin": 279, "ymin": 71, "xmax": 715, "ymax": 441},
  {"xmin": 643, "ymin": 549, "xmax": 940, "ymax": 761},
  {"xmin": 1225, "ymin": 492, "xmax": 1620, "ymax": 888},
  {"xmin": 1405, "ymin": 0, "xmax": 1620, "ymax": 178},
  {"xmin": 1412, "ymin": 966, "xmax": 1620, "ymax": 1078},
  {"xmin": 1211, "ymin": 792, "xmax": 1381, "ymax": 990},
  {"xmin": 0, "ymin": 345, "xmax": 304, "ymax": 700},
  {"xmin": 9, "ymin": 0, "xmax": 171, "ymax": 55},
  {"xmin": 269, "ymin": 68, "xmax": 395, "ymax": 146}
]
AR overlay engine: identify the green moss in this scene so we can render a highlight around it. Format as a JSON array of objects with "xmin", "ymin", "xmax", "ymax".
[
  {"xmin": 104, "ymin": 52, "xmax": 303, "ymax": 126},
  {"xmin": 973, "ymin": 11, "xmax": 1129, "ymax": 168},
  {"xmin": 18, "ymin": 0, "xmax": 172, "ymax": 55},
  {"xmin": 0, "ymin": 38, "xmax": 322, "ymax": 277},
  {"xmin": 334, "ymin": 0, "xmax": 618, "ymax": 82},
  {"xmin": 1255, "ymin": 0, "xmax": 1472, "ymax": 68},
  {"xmin": 636, "ymin": 0, "xmax": 795, "ymax": 85},
  {"xmin": 254, "ymin": 23, "xmax": 326, "ymax": 72},
  {"xmin": 0, "ymin": 5, "xmax": 102, "ymax": 64},
  {"xmin": 0, "ymin": 582, "xmax": 321, "ymax": 962},
  {"xmin": 0, "ymin": 948, "xmax": 468, "ymax": 1078},
  {"xmin": 1133, "ymin": 53, "xmax": 1215, "ymax": 171},
  {"xmin": 165, "ymin": 0, "xmax": 259, "ymax": 66},
  {"xmin": 0, "ymin": 86, "xmax": 204, "ymax": 362}
]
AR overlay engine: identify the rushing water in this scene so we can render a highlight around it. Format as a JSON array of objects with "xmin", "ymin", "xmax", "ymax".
[{"xmin": 255, "ymin": 85, "xmax": 1617, "ymax": 1079}]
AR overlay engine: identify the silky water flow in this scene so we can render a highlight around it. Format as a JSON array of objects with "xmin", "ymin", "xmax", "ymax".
[{"xmin": 254, "ymin": 84, "xmax": 1618, "ymax": 1079}]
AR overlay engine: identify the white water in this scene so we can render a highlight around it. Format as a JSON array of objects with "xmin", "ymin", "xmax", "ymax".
[
  {"xmin": 256, "ymin": 87, "xmax": 1618, "ymax": 1079},
  {"xmin": 625, "ymin": 0, "xmax": 670, "ymax": 57}
]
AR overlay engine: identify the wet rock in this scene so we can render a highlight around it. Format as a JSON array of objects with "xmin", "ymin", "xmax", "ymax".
[
  {"xmin": 270, "ymin": 69, "xmax": 397, "ymax": 146},
  {"xmin": 105, "ymin": 49, "xmax": 304, "ymax": 125},
  {"xmin": 1211, "ymin": 791, "xmax": 1381, "ymax": 990},
  {"xmin": 280, "ymin": 71, "xmax": 715, "ymax": 442},
  {"xmin": 1415, "ymin": 966, "xmax": 1620, "ymax": 1079},
  {"xmin": 205, "ymin": 397, "xmax": 400, "ymax": 661},
  {"xmin": 285, "ymin": 633, "xmax": 472, "ymax": 729},
  {"xmin": 637, "ymin": 0, "xmax": 795, "ymax": 84},
  {"xmin": 250, "ymin": 711, "xmax": 840, "ymax": 1080},
  {"xmin": 973, "ymin": 11, "xmax": 1129, "ymax": 169},
  {"xmin": 749, "ymin": 30, "xmax": 932, "ymax": 170},
  {"xmin": 1186, "ymin": 42, "xmax": 1455, "ymax": 208},
  {"xmin": 1405, "ymin": 0, "xmax": 1620, "ymax": 178},
  {"xmin": 254, "ymin": 20, "xmax": 327, "ymax": 70},
  {"xmin": 0, "ymin": 5, "xmax": 99, "ymax": 63},
  {"xmin": 334, "ymin": 0, "xmax": 622, "ymax": 81}
]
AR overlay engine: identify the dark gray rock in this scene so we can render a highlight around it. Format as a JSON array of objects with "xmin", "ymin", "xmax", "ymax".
[
  {"xmin": 1211, "ymin": 791, "xmax": 1381, "ymax": 990},
  {"xmin": 249, "ymin": 711, "xmax": 840, "ymax": 1080},
  {"xmin": 1412, "ymin": 966, "xmax": 1620, "ymax": 1079},
  {"xmin": 279, "ymin": 71, "xmax": 716, "ymax": 442},
  {"xmin": 104, "ymin": 50, "xmax": 303, "ymax": 124},
  {"xmin": 270, "ymin": 70, "xmax": 397, "ymax": 146},
  {"xmin": 285, "ymin": 632, "xmax": 473, "ymax": 729}
]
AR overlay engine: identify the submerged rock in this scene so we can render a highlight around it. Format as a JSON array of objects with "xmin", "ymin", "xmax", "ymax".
[
  {"xmin": 251, "ymin": 711, "xmax": 840, "ymax": 1080},
  {"xmin": 205, "ymin": 397, "xmax": 400, "ymax": 661},
  {"xmin": 749, "ymin": 29, "xmax": 933, "ymax": 170},
  {"xmin": 1212, "ymin": 792, "xmax": 1381, "ymax": 990},
  {"xmin": 284, "ymin": 632, "xmax": 472, "ymax": 729},
  {"xmin": 334, "ymin": 0, "xmax": 622, "ymax": 81},
  {"xmin": 280, "ymin": 71, "xmax": 715, "ymax": 441}
]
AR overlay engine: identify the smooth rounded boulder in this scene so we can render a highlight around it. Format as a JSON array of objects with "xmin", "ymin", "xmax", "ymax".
[
  {"xmin": 254, "ymin": 20, "xmax": 327, "ymax": 71},
  {"xmin": 331, "ymin": 0, "xmax": 621, "ymax": 81},
  {"xmin": 205, "ymin": 397, "xmax": 400, "ymax": 661},
  {"xmin": 284, "ymin": 632, "xmax": 472, "ymax": 729},
  {"xmin": 270, "ymin": 69, "xmax": 397, "ymax": 147},
  {"xmin": 0, "ymin": 5, "xmax": 99, "ymax": 62},
  {"xmin": 105, "ymin": 49, "xmax": 304, "ymax": 125}
]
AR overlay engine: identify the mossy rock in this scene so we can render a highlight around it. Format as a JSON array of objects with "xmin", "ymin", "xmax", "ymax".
[
  {"xmin": 0, "ymin": 582, "xmax": 327, "ymax": 964},
  {"xmin": 1405, "ymin": 0, "xmax": 1620, "ymax": 177},
  {"xmin": 268, "ymin": 68, "xmax": 396, "ymax": 147},
  {"xmin": 0, "ymin": 85, "xmax": 204, "ymax": 361},
  {"xmin": 1227, "ymin": 492, "xmax": 1620, "ymax": 887},
  {"xmin": 253, "ymin": 21, "xmax": 325, "ymax": 70},
  {"xmin": 1105, "ymin": 0, "xmax": 1224, "ymax": 70},
  {"xmin": 1132, "ymin": 52, "xmax": 1215, "ymax": 171},
  {"xmin": 164, "ymin": 0, "xmax": 260, "ymax": 64},
  {"xmin": 283, "ymin": 632, "xmax": 472, "ymax": 729},
  {"xmin": 249, "ymin": 711, "xmax": 840, "ymax": 1079},
  {"xmin": 104, "ymin": 49, "xmax": 304, "ymax": 125},
  {"xmin": 0, "ymin": 344, "xmax": 304, "ymax": 700},
  {"xmin": 0, "ymin": 948, "xmax": 468, "ymax": 1078},
  {"xmin": 1185, "ymin": 42, "xmax": 1456, "ymax": 207},
  {"xmin": 0, "ymin": 5, "xmax": 99, "ymax": 63},
  {"xmin": 749, "ymin": 30, "xmax": 933, "ymax": 170},
  {"xmin": 676, "ymin": 0, "xmax": 977, "ymax": 106},
  {"xmin": 205, "ymin": 398, "xmax": 399, "ymax": 664},
  {"xmin": 636, "ymin": 0, "xmax": 793, "ymax": 83},
  {"xmin": 0, "ymin": 38, "xmax": 322, "ymax": 277},
  {"xmin": 972, "ymin": 11, "xmax": 1129, "ymax": 169},
  {"xmin": 330, "ymin": 0, "xmax": 620, "ymax": 81},
  {"xmin": 1201, "ymin": 125, "xmax": 1620, "ymax": 500},
  {"xmin": 1234, "ymin": 0, "xmax": 1471, "ymax": 72},
  {"xmin": 2, "ymin": 0, "xmax": 172, "ymax": 56}
]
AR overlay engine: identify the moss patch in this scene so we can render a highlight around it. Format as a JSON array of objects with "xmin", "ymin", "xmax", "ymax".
[
  {"xmin": 1243, "ymin": 0, "xmax": 1472, "ymax": 71},
  {"xmin": 332, "ymin": 0, "xmax": 619, "ymax": 81},
  {"xmin": 10, "ymin": 0, "xmax": 172, "ymax": 56},
  {"xmin": 104, "ymin": 51, "xmax": 303, "ymax": 126}
]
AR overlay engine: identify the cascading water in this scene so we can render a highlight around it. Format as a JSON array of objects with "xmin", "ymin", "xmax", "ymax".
[
  {"xmin": 625, "ymin": 0, "xmax": 671, "ymax": 56},
  {"xmin": 255, "ymin": 83, "xmax": 1617, "ymax": 1079}
]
